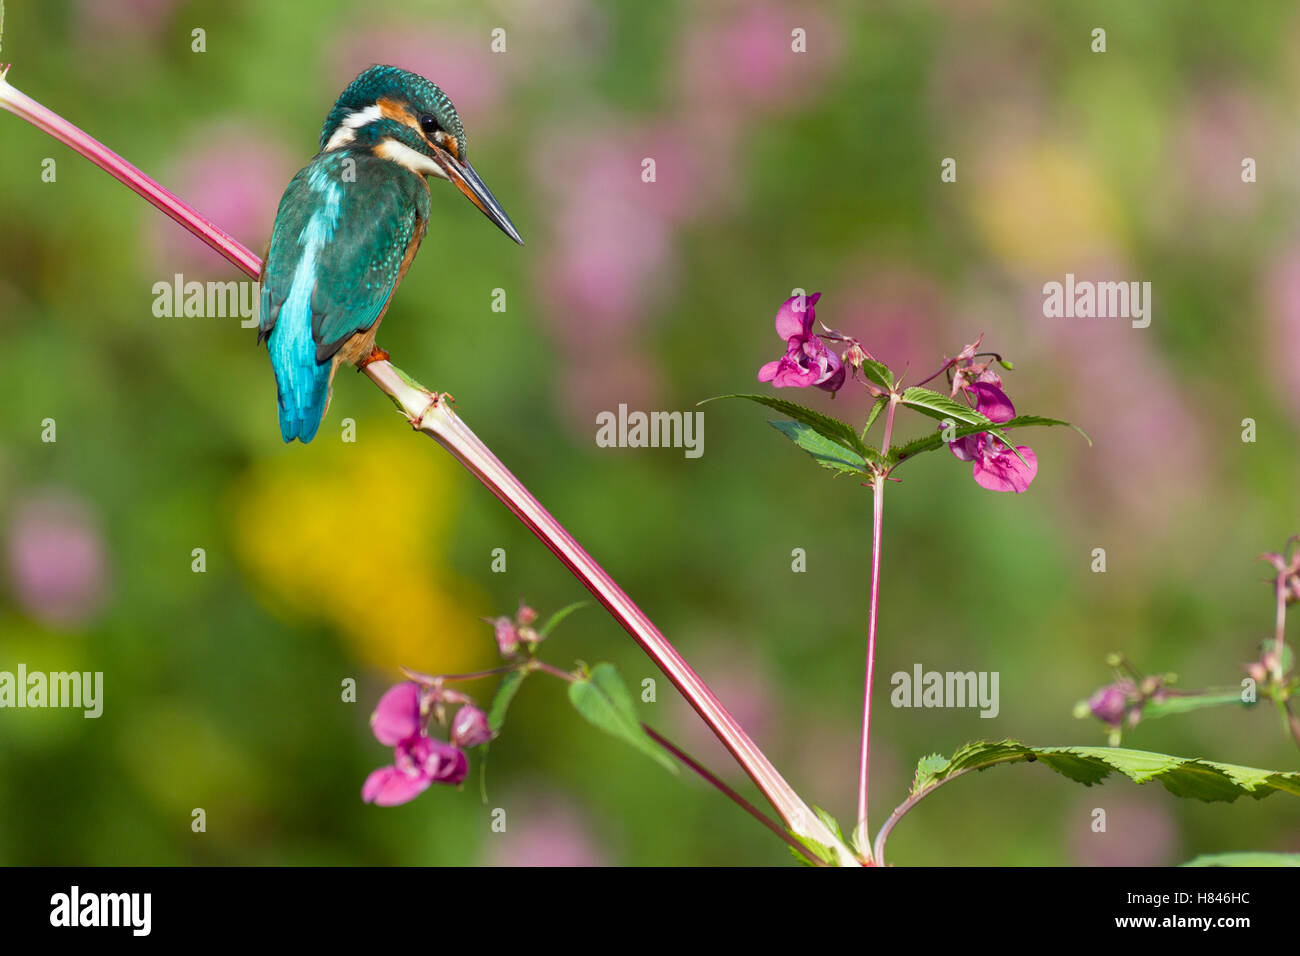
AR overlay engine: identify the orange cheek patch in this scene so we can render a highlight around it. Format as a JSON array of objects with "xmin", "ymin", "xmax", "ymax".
[
  {"xmin": 442, "ymin": 135, "xmax": 461, "ymax": 160},
  {"xmin": 377, "ymin": 97, "xmax": 421, "ymax": 132}
]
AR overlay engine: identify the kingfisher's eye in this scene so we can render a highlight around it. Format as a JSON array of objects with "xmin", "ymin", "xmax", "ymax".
[{"xmin": 419, "ymin": 114, "xmax": 441, "ymax": 135}]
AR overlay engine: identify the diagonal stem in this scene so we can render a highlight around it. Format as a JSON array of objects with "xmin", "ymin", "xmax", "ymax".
[
  {"xmin": 0, "ymin": 71, "xmax": 857, "ymax": 864},
  {"xmin": 642, "ymin": 723, "xmax": 824, "ymax": 865},
  {"xmin": 366, "ymin": 365, "xmax": 853, "ymax": 861}
]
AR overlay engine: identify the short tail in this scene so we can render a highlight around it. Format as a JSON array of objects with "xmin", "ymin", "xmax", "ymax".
[
  {"xmin": 270, "ymin": 331, "xmax": 332, "ymax": 443},
  {"xmin": 276, "ymin": 363, "xmax": 331, "ymax": 443}
]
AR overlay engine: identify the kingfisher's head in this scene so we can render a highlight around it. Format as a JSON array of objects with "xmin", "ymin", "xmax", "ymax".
[{"xmin": 321, "ymin": 65, "xmax": 522, "ymax": 244}]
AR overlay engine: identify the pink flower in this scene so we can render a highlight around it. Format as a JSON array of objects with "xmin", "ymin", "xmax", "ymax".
[
  {"xmin": 757, "ymin": 293, "xmax": 845, "ymax": 392},
  {"xmin": 5, "ymin": 491, "xmax": 108, "ymax": 629},
  {"xmin": 148, "ymin": 127, "xmax": 291, "ymax": 278},
  {"xmin": 948, "ymin": 382, "xmax": 1038, "ymax": 493},
  {"xmin": 362, "ymin": 682, "xmax": 467, "ymax": 807}
]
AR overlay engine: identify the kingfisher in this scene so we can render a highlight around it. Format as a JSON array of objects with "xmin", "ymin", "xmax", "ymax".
[{"xmin": 259, "ymin": 65, "xmax": 522, "ymax": 443}]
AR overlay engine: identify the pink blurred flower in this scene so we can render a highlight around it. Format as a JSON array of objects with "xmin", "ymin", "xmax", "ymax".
[
  {"xmin": 75, "ymin": 0, "xmax": 181, "ymax": 45},
  {"xmin": 1069, "ymin": 793, "xmax": 1178, "ymax": 866},
  {"xmin": 148, "ymin": 126, "xmax": 292, "ymax": 277},
  {"xmin": 5, "ymin": 491, "xmax": 108, "ymax": 629},
  {"xmin": 1266, "ymin": 244, "xmax": 1300, "ymax": 420},
  {"xmin": 1086, "ymin": 682, "xmax": 1132, "ymax": 727},
  {"xmin": 837, "ymin": 268, "xmax": 948, "ymax": 374},
  {"xmin": 1031, "ymin": 271, "xmax": 1205, "ymax": 528},
  {"xmin": 673, "ymin": 641, "xmax": 781, "ymax": 770},
  {"xmin": 535, "ymin": 123, "xmax": 700, "ymax": 337},
  {"xmin": 485, "ymin": 792, "xmax": 608, "ymax": 866},
  {"xmin": 1177, "ymin": 87, "xmax": 1264, "ymax": 216},
  {"xmin": 559, "ymin": 346, "xmax": 662, "ymax": 437},
  {"xmin": 678, "ymin": 2, "xmax": 841, "ymax": 119}
]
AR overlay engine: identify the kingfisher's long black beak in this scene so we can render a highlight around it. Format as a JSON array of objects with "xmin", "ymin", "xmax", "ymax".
[{"xmin": 435, "ymin": 150, "xmax": 523, "ymax": 245}]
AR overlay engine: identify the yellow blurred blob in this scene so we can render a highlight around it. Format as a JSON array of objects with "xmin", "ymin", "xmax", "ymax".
[
  {"xmin": 971, "ymin": 142, "xmax": 1125, "ymax": 273},
  {"xmin": 230, "ymin": 432, "xmax": 489, "ymax": 675}
]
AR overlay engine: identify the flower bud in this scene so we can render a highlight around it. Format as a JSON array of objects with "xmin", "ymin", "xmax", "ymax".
[
  {"xmin": 1087, "ymin": 683, "xmax": 1128, "ymax": 726},
  {"xmin": 451, "ymin": 704, "xmax": 493, "ymax": 748},
  {"xmin": 517, "ymin": 605, "xmax": 538, "ymax": 626},
  {"xmin": 492, "ymin": 616, "xmax": 520, "ymax": 656}
]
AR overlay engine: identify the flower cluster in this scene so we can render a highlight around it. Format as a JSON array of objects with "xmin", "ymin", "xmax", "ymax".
[
  {"xmin": 489, "ymin": 604, "xmax": 542, "ymax": 658},
  {"xmin": 362, "ymin": 681, "xmax": 491, "ymax": 807},
  {"xmin": 754, "ymin": 294, "xmax": 1040, "ymax": 492},
  {"xmin": 363, "ymin": 604, "xmax": 554, "ymax": 807},
  {"xmin": 1077, "ymin": 654, "xmax": 1177, "ymax": 744}
]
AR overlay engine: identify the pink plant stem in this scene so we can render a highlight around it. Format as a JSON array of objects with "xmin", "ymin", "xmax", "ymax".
[
  {"xmin": 0, "ymin": 72, "xmax": 261, "ymax": 278},
  {"xmin": 0, "ymin": 73, "xmax": 856, "ymax": 863},
  {"xmin": 1273, "ymin": 574, "xmax": 1287, "ymax": 683},
  {"xmin": 858, "ymin": 393, "xmax": 899, "ymax": 854},
  {"xmin": 640, "ymin": 724, "xmax": 823, "ymax": 865}
]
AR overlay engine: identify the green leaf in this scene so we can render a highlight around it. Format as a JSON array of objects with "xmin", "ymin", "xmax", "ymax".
[
  {"xmin": 899, "ymin": 386, "xmax": 992, "ymax": 427},
  {"xmin": 897, "ymin": 387, "xmax": 1030, "ymax": 468},
  {"xmin": 1183, "ymin": 852, "xmax": 1300, "ymax": 867},
  {"xmin": 911, "ymin": 739, "xmax": 1300, "ymax": 803},
  {"xmin": 768, "ymin": 420, "xmax": 869, "ymax": 476},
  {"xmin": 1141, "ymin": 691, "xmax": 1253, "ymax": 721},
  {"xmin": 488, "ymin": 670, "xmax": 527, "ymax": 733},
  {"xmin": 860, "ymin": 359, "xmax": 893, "ymax": 391},
  {"xmin": 813, "ymin": 806, "xmax": 845, "ymax": 844},
  {"xmin": 911, "ymin": 753, "xmax": 951, "ymax": 793},
  {"xmin": 862, "ymin": 395, "xmax": 888, "ymax": 440},
  {"xmin": 481, "ymin": 670, "xmax": 528, "ymax": 804},
  {"xmin": 788, "ymin": 832, "xmax": 836, "ymax": 867},
  {"xmin": 700, "ymin": 393, "xmax": 876, "ymax": 460},
  {"xmin": 890, "ymin": 415, "xmax": 1092, "ymax": 463},
  {"xmin": 537, "ymin": 600, "xmax": 590, "ymax": 639},
  {"xmin": 568, "ymin": 663, "xmax": 677, "ymax": 774}
]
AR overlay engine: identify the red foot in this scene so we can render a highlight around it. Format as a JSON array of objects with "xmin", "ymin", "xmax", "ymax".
[{"xmin": 358, "ymin": 346, "xmax": 390, "ymax": 369}]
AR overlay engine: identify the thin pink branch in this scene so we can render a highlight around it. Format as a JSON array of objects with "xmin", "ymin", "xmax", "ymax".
[{"xmin": 857, "ymin": 392, "xmax": 899, "ymax": 857}]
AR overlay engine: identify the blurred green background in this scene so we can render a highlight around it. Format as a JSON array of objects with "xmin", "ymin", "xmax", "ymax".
[{"xmin": 1, "ymin": 0, "xmax": 1299, "ymax": 865}]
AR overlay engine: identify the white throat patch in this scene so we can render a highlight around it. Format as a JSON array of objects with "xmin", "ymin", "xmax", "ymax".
[
  {"xmin": 375, "ymin": 137, "xmax": 450, "ymax": 180},
  {"xmin": 323, "ymin": 104, "xmax": 384, "ymax": 151}
]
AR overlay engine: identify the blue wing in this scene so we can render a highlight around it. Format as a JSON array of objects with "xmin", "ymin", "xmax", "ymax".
[{"xmin": 259, "ymin": 151, "xmax": 429, "ymax": 442}]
